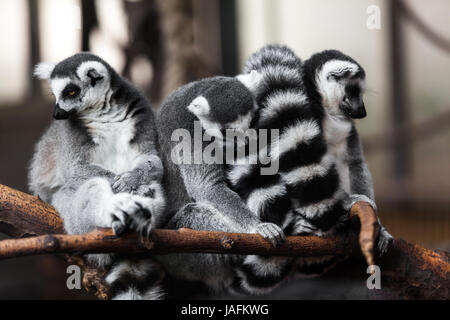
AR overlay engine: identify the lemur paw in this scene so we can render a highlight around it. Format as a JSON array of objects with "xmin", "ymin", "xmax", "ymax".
[
  {"xmin": 112, "ymin": 172, "xmax": 142, "ymax": 194},
  {"xmin": 252, "ymin": 223, "xmax": 286, "ymax": 247},
  {"xmin": 102, "ymin": 193, "xmax": 154, "ymax": 238},
  {"xmin": 346, "ymin": 194, "xmax": 377, "ymax": 212},
  {"xmin": 377, "ymin": 226, "xmax": 394, "ymax": 255}
]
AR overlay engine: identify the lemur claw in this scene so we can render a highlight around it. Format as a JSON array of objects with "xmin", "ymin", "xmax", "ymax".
[
  {"xmin": 253, "ymin": 223, "xmax": 286, "ymax": 247},
  {"xmin": 103, "ymin": 193, "xmax": 154, "ymax": 237},
  {"xmin": 377, "ymin": 226, "xmax": 394, "ymax": 255}
]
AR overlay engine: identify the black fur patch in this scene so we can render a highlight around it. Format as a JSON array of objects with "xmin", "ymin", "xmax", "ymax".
[
  {"xmin": 237, "ymin": 261, "xmax": 291, "ymax": 290},
  {"xmin": 108, "ymin": 262, "xmax": 163, "ymax": 298},
  {"xmin": 278, "ymin": 135, "xmax": 328, "ymax": 172},
  {"xmin": 289, "ymin": 165, "xmax": 341, "ymax": 206}
]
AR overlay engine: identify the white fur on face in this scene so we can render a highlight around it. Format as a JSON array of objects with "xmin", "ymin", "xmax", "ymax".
[
  {"xmin": 76, "ymin": 61, "xmax": 109, "ymax": 83},
  {"xmin": 76, "ymin": 61, "xmax": 111, "ymax": 111},
  {"xmin": 48, "ymin": 61, "xmax": 112, "ymax": 114},
  {"xmin": 50, "ymin": 77, "xmax": 71, "ymax": 108},
  {"xmin": 315, "ymin": 60, "xmax": 359, "ymax": 113}
]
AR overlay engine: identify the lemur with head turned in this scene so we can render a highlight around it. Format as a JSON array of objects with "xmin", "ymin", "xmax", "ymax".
[
  {"xmin": 29, "ymin": 53, "xmax": 166, "ymax": 299},
  {"xmin": 191, "ymin": 45, "xmax": 392, "ymax": 295}
]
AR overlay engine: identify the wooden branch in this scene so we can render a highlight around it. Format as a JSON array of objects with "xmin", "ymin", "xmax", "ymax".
[
  {"xmin": 0, "ymin": 184, "xmax": 64, "ymax": 237},
  {"xmin": 0, "ymin": 227, "xmax": 356, "ymax": 260},
  {"xmin": 0, "ymin": 184, "xmax": 449, "ymax": 299},
  {"xmin": 349, "ymin": 201, "xmax": 379, "ymax": 270},
  {"xmin": 0, "ymin": 185, "xmax": 371, "ymax": 260}
]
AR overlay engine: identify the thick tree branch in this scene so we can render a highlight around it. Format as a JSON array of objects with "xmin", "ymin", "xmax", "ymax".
[
  {"xmin": 0, "ymin": 184, "xmax": 448, "ymax": 299},
  {"xmin": 0, "ymin": 227, "xmax": 356, "ymax": 260},
  {"xmin": 0, "ymin": 184, "xmax": 376, "ymax": 262}
]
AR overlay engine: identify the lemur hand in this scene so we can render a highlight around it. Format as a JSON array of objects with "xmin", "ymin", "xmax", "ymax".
[
  {"xmin": 377, "ymin": 225, "xmax": 394, "ymax": 255},
  {"xmin": 101, "ymin": 193, "xmax": 155, "ymax": 238},
  {"xmin": 252, "ymin": 223, "xmax": 286, "ymax": 247},
  {"xmin": 345, "ymin": 194, "xmax": 377, "ymax": 212},
  {"xmin": 112, "ymin": 170, "xmax": 145, "ymax": 194}
]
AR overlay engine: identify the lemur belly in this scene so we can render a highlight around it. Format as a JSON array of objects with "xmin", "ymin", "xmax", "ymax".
[
  {"xmin": 323, "ymin": 114, "xmax": 352, "ymax": 194},
  {"xmin": 88, "ymin": 118, "xmax": 141, "ymax": 174}
]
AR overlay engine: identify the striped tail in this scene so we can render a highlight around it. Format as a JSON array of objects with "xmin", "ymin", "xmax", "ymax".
[
  {"xmin": 229, "ymin": 44, "xmax": 349, "ymax": 295},
  {"xmin": 104, "ymin": 258, "xmax": 166, "ymax": 300}
]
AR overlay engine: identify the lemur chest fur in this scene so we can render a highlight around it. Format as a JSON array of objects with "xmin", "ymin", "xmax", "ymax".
[
  {"xmin": 86, "ymin": 114, "xmax": 141, "ymax": 174},
  {"xmin": 323, "ymin": 114, "xmax": 352, "ymax": 193}
]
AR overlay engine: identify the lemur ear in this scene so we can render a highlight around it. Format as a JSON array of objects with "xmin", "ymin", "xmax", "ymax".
[
  {"xmin": 187, "ymin": 96, "xmax": 210, "ymax": 117},
  {"xmin": 236, "ymin": 70, "xmax": 262, "ymax": 91},
  {"xmin": 34, "ymin": 62, "xmax": 56, "ymax": 80},
  {"xmin": 87, "ymin": 69, "xmax": 104, "ymax": 86}
]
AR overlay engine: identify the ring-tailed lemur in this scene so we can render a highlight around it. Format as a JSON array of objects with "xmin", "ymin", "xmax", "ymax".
[
  {"xmin": 155, "ymin": 76, "xmax": 286, "ymax": 293},
  {"xmin": 204, "ymin": 45, "xmax": 393, "ymax": 295},
  {"xmin": 29, "ymin": 53, "xmax": 166, "ymax": 299},
  {"xmin": 189, "ymin": 45, "xmax": 342, "ymax": 295},
  {"xmin": 300, "ymin": 48, "xmax": 393, "ymax": 246}
]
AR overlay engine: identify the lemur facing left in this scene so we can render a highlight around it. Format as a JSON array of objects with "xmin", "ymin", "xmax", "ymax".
[{"xmin": 29, "ymin": 53, "xmax": 166, "ymax": 299}]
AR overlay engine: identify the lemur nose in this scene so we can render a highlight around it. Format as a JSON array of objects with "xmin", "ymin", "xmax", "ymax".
[{"xmin": 53, "ymin": 104, "xmax": 71, "ymax": 120}]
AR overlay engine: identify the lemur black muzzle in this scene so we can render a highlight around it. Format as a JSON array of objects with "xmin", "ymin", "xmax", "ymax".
[
  {"xmin": 53, "ymin": 104, "xmax": 75, "ymax": 120},
  {"xmin": 343, "ymin": 98, "xmax": 367, "ymax": 119}
]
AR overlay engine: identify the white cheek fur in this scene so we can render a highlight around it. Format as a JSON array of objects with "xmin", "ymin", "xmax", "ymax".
[
  {"xmin": 316, "ymin": 60, "xmax": 360, "ymax": 113},
  {"xmin": 50, "ymin": 77, "xmax": 71, "ymax": 104}
]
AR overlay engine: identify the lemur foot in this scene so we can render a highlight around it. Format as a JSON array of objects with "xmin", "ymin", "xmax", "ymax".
[
  {"xmin": 252, "ymin": 223, "xmax": 286, "ymax": 247},
  {"xmin": 102, "ymin": 193, "xmax": 154, "ymax": 238},
  {"xmin": 377, "ymin": 226, "xmax": 394, "ymax": 255}
]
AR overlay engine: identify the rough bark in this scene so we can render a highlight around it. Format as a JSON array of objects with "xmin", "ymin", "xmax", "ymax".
[{"xmin": 0, "ymin": 227, "xmax": 356, "ymax": 260}]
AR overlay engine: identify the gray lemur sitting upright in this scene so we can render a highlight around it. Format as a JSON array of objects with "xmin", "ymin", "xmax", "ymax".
[
  {"xmin": 155, "ymin": 75, "xmax": 286, "ymax": 293},
  {"xmin": 29, "ymin": 53, "xmax": 166, "ymax": 299}
]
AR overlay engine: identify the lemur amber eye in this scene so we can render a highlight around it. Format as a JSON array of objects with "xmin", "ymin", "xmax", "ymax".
[{"xmin": 69, "ymin": 91, "xmax": 76, "ymax": 96}]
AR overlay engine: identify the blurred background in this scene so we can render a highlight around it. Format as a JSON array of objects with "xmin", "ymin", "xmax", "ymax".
[{"xmin": 0, "ymin": 0, "xmax": 448, "ymax": 299}]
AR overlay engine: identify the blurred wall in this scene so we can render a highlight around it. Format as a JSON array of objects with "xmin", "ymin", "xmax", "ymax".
[{"xmin": 236, "ymin": 0, "xmax": 450, "ymax": 248}]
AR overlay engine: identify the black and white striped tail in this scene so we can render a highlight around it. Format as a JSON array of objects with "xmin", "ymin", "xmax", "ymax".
[
  {"xmin": 229, "ymin": 44, "xmax": 349, "ymax": 294},
  {"xmin": 105, "ymin": 258, "xmax": 166, "ymax": 300}
]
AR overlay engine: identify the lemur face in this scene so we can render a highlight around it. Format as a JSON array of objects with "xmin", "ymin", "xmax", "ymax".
[
  {"xmin": 34, "ymin": 53, "xmax": 111, "ymax": 120},
  {"xmin": 308, "ymin": 50, "xmax": 367, "ymax": 119},
  {"xmin": 187, "ymin": 76, "xmax": 257, "ymax": 133}
]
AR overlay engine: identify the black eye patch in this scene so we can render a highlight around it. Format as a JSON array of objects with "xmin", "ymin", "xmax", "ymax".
[{"xmin": 62, "ymin": 84, "xmax": 81, "ymax": 99}]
